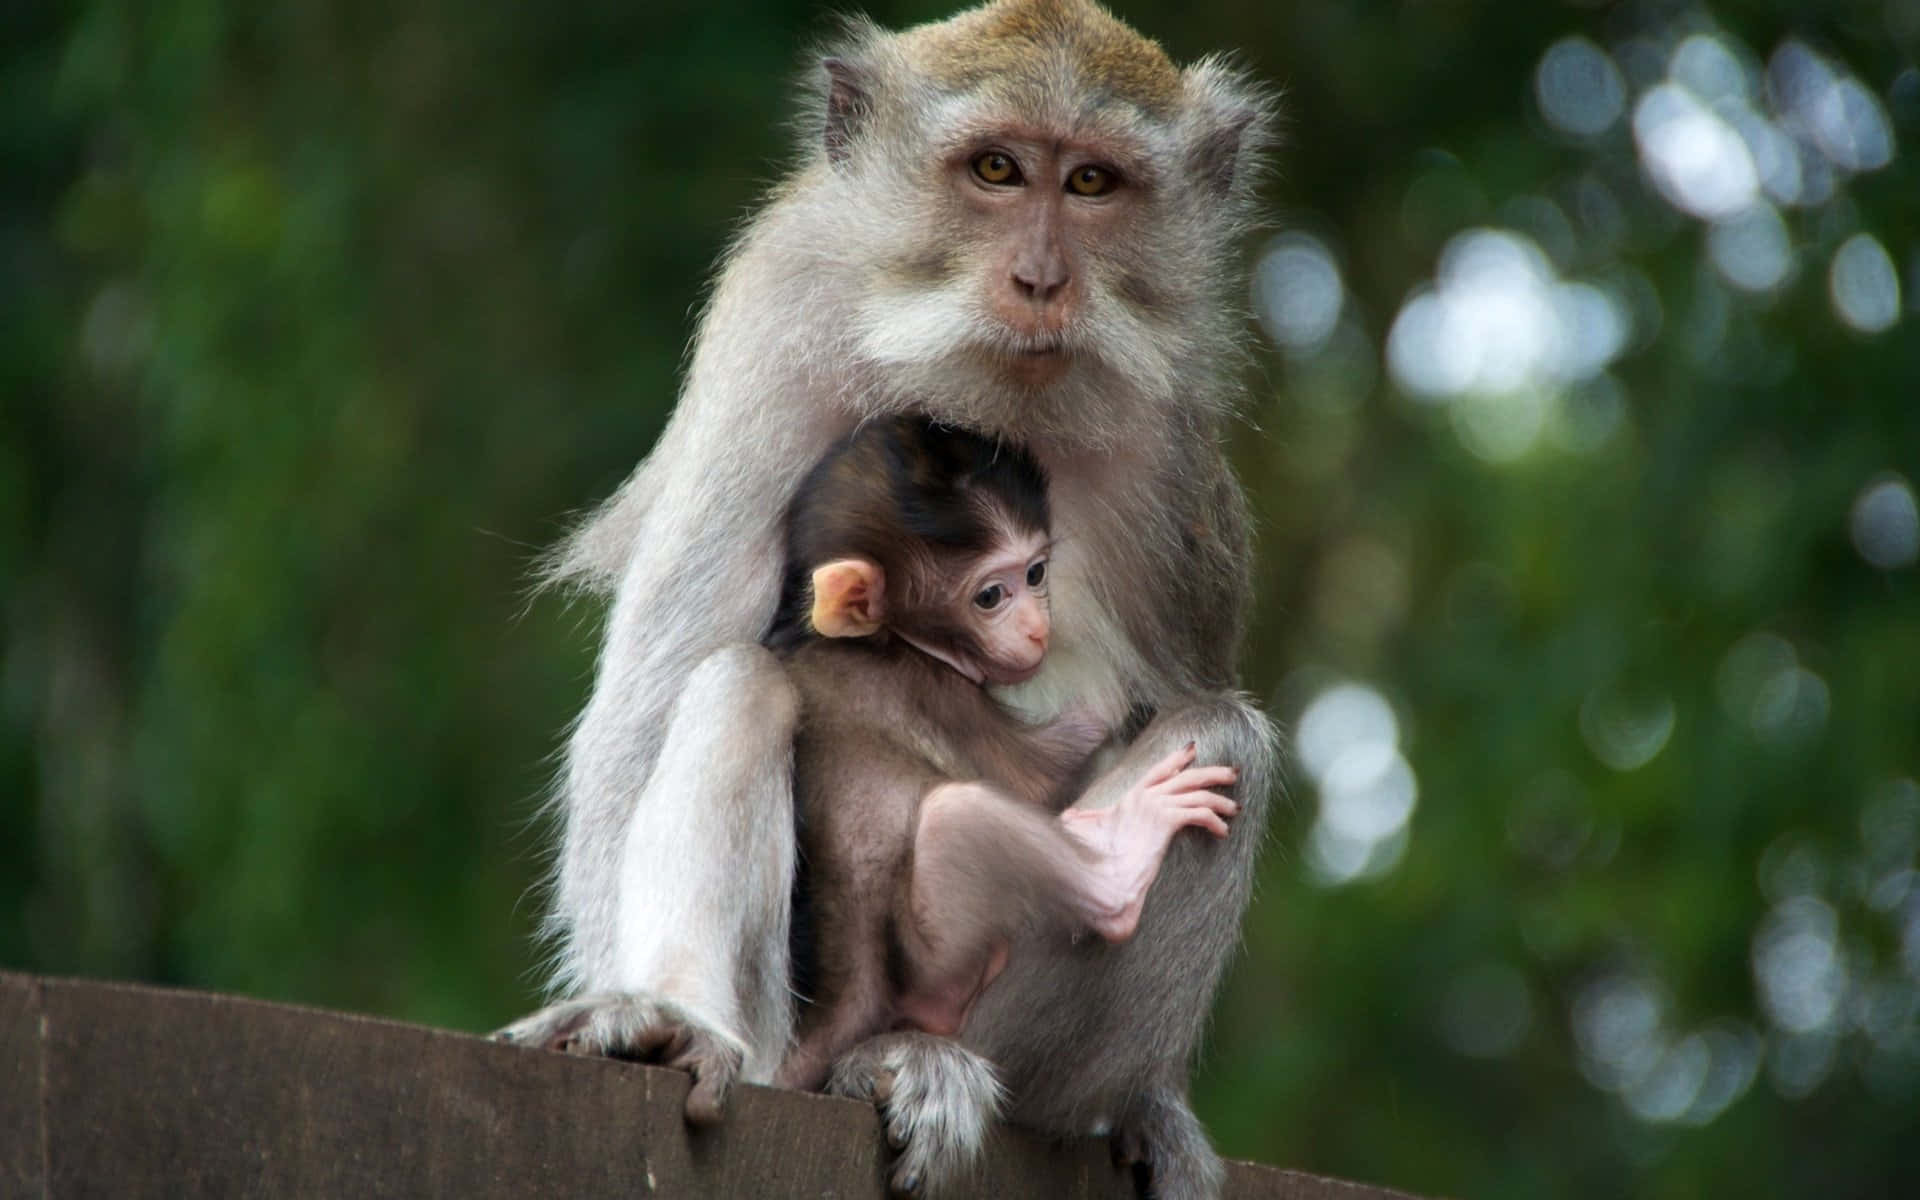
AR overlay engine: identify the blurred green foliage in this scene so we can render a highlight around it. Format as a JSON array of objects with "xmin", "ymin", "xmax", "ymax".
[{"xmin": 4, "ymin": 1, "xmax": 1916, "ymax": 1196}]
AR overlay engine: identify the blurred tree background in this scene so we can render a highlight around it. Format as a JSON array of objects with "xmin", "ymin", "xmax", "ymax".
[{"xmin": 4, "ymin": 0, "xmax": 1916, "ymax": 1195}]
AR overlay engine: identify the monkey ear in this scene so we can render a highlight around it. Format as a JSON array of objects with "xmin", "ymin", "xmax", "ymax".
[
  {"xmin": 821, "ymin": 58, "xmax": 874, "ymax": 165},
  {"xmin": 1182, "ymin": 59, "xmax": 1279, "ymax": 198},
  {"xmin": 811, "ymin": 558, "xmax": 885, "ymax": 638}
]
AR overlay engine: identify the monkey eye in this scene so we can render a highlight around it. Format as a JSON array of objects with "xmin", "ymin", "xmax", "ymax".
[
  {"xmin": 971, "ymin": 151, "xmax": 1022, "ymax": 186},
  {"xmin": 1066, "ymin": 165, "xmax": 1117, "ymax": 196},
  {"xmin": 973, "ymin": 583, "xmax": 1007, "ymax": 610},
  {"xmin": 1026, "ymin": 560, "xmax": 1048, "ymax": 588}
]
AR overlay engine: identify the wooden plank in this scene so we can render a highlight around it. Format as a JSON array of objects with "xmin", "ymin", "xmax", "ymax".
[
  {"xmin": 5, "ymin": 974, "xmax": 1421, "ymax": 1199},
  {"xmin": 0, "ymin": 973, "xmax": 45, "ymax": 1198}
]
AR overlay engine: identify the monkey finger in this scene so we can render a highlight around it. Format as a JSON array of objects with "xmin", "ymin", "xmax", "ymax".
[
  {"xmin": 1137, "ymin": 742, "xmax": 1198, "ymax": 788},
  {"xmin": 1173, "ymin": 794, "xmax": 1236, "ymax": 834},
  {"xmin": 1184, "ymin": 790, "xmax": 1240, "ymax": 816},
  {"xmin": 1184, "ymin": 811, "xmax": 1232, "ymax": 837},
  {"xmin": 1150, "ymin": 765, "xmax": 1239, "ymax": 796}
]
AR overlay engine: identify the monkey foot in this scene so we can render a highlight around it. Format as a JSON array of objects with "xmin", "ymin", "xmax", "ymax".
[
  {"xmin": 493, "ymin": 993, "xmax": 746, "ymax": 1125},
  {"xmin": 827, "ymin": 1032, "xmax": 1003, "ymax": 1197}
]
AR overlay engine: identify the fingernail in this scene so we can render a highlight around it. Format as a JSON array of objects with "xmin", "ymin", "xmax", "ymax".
[{"xmin": 1184, "ymin": 740, "xmax": 1196, "ymax": 752}]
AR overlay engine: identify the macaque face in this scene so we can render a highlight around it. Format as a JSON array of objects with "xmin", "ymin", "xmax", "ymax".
[
  {"xmin": 951, "ymin": 528, "xmax": 1053, "ymax": 686},
  {"xmin": 947, "ymin": 132, "xmax": 1148, "ymax": 388}
]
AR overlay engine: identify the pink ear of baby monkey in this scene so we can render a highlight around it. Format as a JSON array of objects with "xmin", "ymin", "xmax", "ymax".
[{"xmin": 811, "ymin": 558, "xmax": 886, "ymax": 638}]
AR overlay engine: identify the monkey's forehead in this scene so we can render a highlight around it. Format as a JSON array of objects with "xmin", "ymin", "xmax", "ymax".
[{"xmin": 898, "ymin": 0, "xmax": 1182, "ymax": 118}]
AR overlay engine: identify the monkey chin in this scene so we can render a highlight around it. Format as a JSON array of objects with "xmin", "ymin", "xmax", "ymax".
[{"xmin": 982, "ymin": 659, "xmax": 1045, "ymax": 687}]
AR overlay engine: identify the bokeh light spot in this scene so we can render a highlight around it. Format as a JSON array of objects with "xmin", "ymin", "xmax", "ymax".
[
  {"xmin": 1295, "ymin": 683, "xmax": 1417, "ymax": 888},
  {"xmin": 1770, "ymin": 41, "xmax": 1895, "ymax": 174},
  {"xmin": 1633, "ymin": 83, "xmax": 1760, "ymax": 219},
  {"xmin": 1536, "ymin": 37, "xmax": 1628, "ymax": 138},
  {"xmin": 1386, "ymin": 228, "xmax": 1629, "ymax": 433},
  {"xmin": 1579, "ymin": 682, "xmax": 1675, "ymax": 771},
  {"xmin": 1750, "ymin": 665, "xmax": 1830, "ymax": 746},
  {"xmin": 1682, "ymin": 1022, "xmax": 1763, "ymax": 1125},
  {"xmin": 1294, "ymin": 683, "xmax": 1399, "ymax": 783},
  {"xmin": 1849, "ymin": 475, "xmax": 1920, "ymax": 568},
  {"xmin": 1754, "ymin": 895, "xmax": 1846, "ymax": 1035},
  {"xmin": 1573, "ymin": 974, "xmax": 1666, "ymax": 1093},
  {"xmin": 1624, "ymin": 1032, "xmax": 1711, "ymax": 1122},
  {"xmin": 1253, "ymin": 233, "xmax": 1345, "ymax": 355},
  {"xmin": 1670, "ymin": 34, "xmax": 1753, "ymax": 106},
  {"xmin": 1708, "ymin": 203, "xmax": 1794, "ymax": 293},
  {"xmin": 1829, "ymin": 233, "xmax": 1902, "ymax": 333}
]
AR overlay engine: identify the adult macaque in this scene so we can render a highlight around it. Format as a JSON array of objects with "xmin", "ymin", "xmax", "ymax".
[
  {"xmin": 766, "ymin": 416, "xmax": 1239, "ymax": 1094},
  {"xmin": 498, "ymin": 1, "xmax": 1277, "ymax": 1195}
]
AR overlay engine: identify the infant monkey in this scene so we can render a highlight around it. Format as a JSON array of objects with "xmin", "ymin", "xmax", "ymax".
[{"xmin": 765, "ymin": 416, "xmax": 1239, "ymax": 1092}]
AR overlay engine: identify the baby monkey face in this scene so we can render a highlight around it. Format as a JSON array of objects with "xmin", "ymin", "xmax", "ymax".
[{"xmin": 952, "ymin": 527, "xmax": 1052, "ymax": 686}]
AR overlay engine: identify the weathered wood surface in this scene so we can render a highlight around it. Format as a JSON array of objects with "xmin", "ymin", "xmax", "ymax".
[{"xmin": 0, "ymin": 971, "xmax": 1421, "ymax": 1199}]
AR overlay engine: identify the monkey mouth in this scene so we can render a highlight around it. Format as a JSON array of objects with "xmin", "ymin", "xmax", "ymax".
[
  {"xmin": 997, "ymin": 329, "xmax": 1068, "ymax": 359},
  {"xmin": 995, "ymin": 338, "xmax": 1071, "ymax": 382}
]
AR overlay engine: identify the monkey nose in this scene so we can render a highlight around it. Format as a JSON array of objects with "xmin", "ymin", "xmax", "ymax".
[{"xmin": 1012, "ymin": 259, "xmax": 1070, "ymax": 304}]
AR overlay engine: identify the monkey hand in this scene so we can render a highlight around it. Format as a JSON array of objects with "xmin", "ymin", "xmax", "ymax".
[
  {"xmin": 492, "ymin": 993, "xmax": 747, "ymax": 1126},
  {"xmin": 1057, "ymin": 742, "xmax": 1238, "ymax": 941}
]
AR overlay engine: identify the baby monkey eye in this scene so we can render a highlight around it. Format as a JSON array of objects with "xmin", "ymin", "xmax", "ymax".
[
  {"xmin": 1026, "ymin": 560, "xmax": 1048, "ymax": 587},
  {"xmin": 973, "ymin": 583, "xmax": 1006, "ymax": 610},
  {"xmin": 1066, "ymin": 165, "xmax": 1116, "ymax": 196},
  {"xmin": 972, "ymin": 151, "xmax": 1021, "ymax": 186}
]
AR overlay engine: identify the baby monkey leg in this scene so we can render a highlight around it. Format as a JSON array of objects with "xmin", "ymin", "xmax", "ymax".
[{"xmin": 896, "ymin": 745, "xmax": 1239, "ymax": 1034}]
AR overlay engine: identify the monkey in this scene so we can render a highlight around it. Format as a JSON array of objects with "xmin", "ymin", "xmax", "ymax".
[
  {"xmin": 496, "ymin": 2, "xmax": 1278, "ymax": 1196},
  {"xmin": 763, "ymin": 416, "xmax": 1240, "ymax": 1095}
]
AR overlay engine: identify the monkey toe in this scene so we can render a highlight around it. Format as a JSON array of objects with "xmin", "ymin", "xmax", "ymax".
[
  {"xmin": 683, "ymin": 1070, "xmax": 731, "ymax": 1127},
  {"xmin": 492, "ymin": 1002, "xmax": 593, "ymax": 1053},
  {"xmin": 674, "ymin": 1034, "xmax": 744, "ymax": 1127}
]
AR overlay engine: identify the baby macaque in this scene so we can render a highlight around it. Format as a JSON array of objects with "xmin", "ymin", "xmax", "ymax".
[{"xmin": 765, "ymin": 416, "xmax": 1239, "ymax": 1092}]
